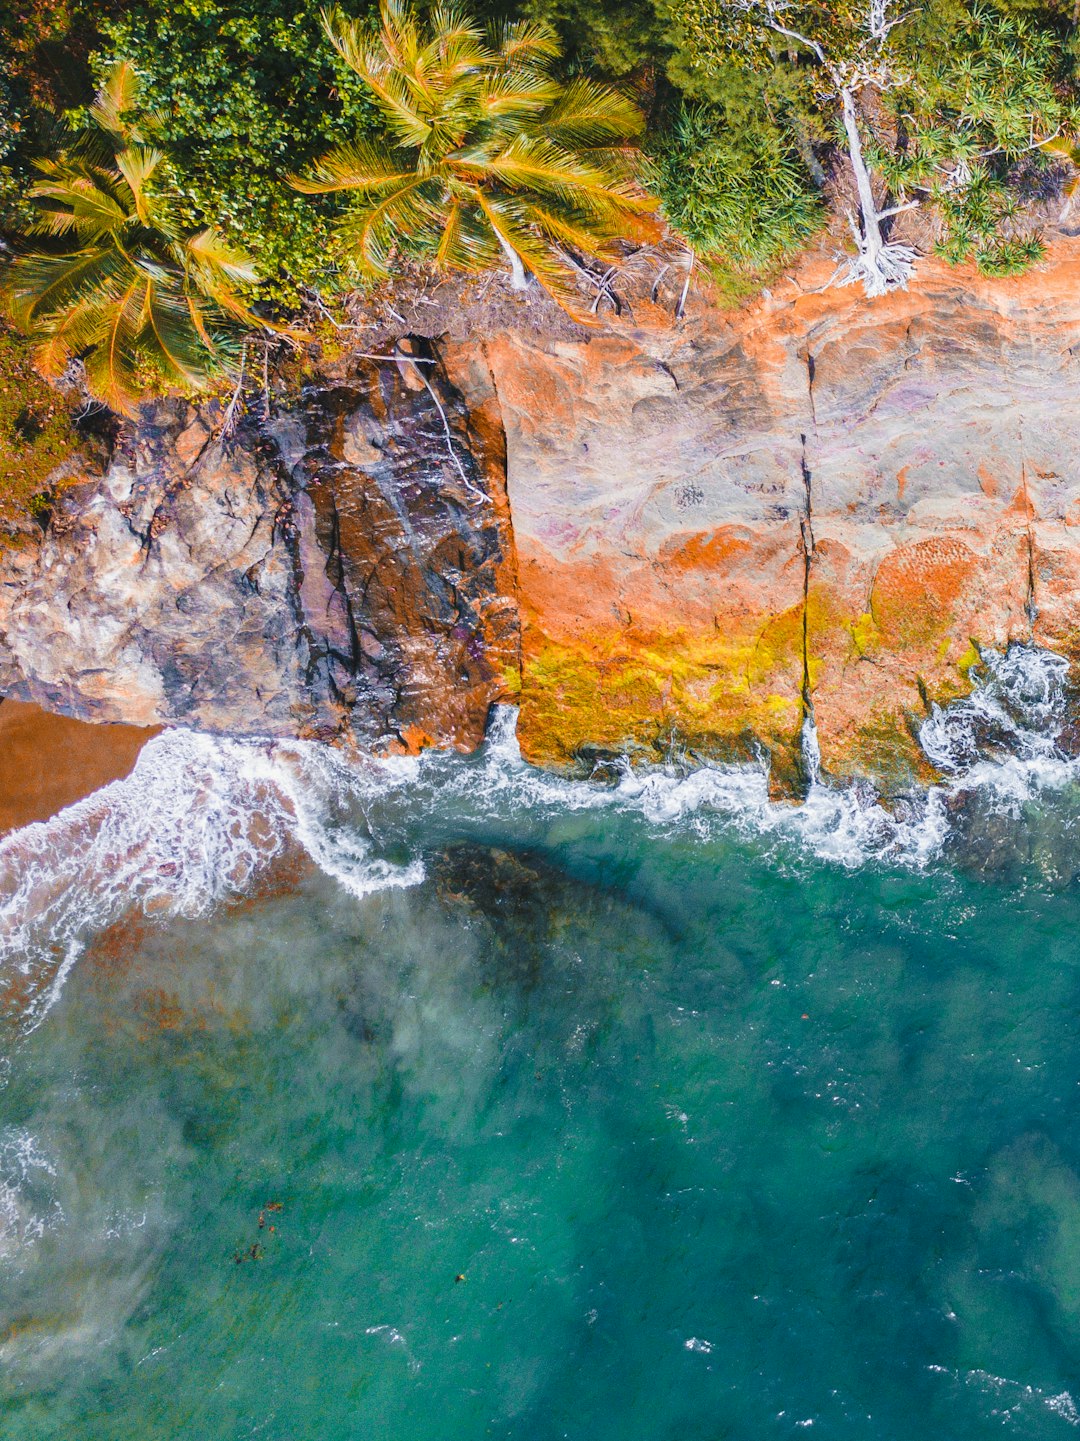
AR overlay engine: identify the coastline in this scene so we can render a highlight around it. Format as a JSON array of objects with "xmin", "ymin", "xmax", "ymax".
[{"xmin": 4, "ymin": 240, "xmax": 1080, "ymax": 796}]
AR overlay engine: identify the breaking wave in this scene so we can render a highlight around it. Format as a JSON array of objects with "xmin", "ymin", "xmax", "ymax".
[
  {"xmin": 1, "ymin": 642, "xmax": 1077, "ymax": 1029},
  {"xmin": 0, "ymin": 731, "xmax": 422, "ymax": 1033},
  {"xmin": 424, "ymin": 642, "xmax": 1080, "ymax": 871}
]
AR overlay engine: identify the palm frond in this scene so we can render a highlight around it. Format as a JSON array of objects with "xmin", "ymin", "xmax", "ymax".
[
  {"xmin": 333, "ymin": 175, "xmax": 435, "ymax": 275},
  {"xmin": 433, "ymin": 194, "xmax": 502, "ymax": 269},
  {"xmin": 457, "ymin": 136, "xmax": 654, "ymax": 217},
  {"xmin": 324, "ymin": 11, "xmax": 434, "ymax": 148},
  {"xmin": 184, "ymin": 228, "xmax": 261, "ymax": 288},
  {"xmin": 522, "ymin": 201, "xmax": 623, "ymax": 259},
  {"xmin": 29, "ymin": 291, "xmax": 112, "ymax": 378},
  {"xmin": 488, "ymin": 19, "xmax": 560, "ymax": 70},
  {"xmin": 2, "ymin": 247, "xmax": 132, "ymax": 330},
  {"xmin": 538, "ymin": 78, "xmax": 645, "ymax": 146},
  {"xmin": 81, "ymin": 275, "xmax": 147, "ymax": 414},
  {"xmin": 478, "ymin": 68, "xmax": 559, "ymax": 123},
  {"xmin": 378, "ymin": 0, "xmax": 424, "ymax": 75},
  {"xmin": 88, "ymin": 61, "xmax": 140, "ymax": 140},
  {"xmin": 419, "ymin": 5, "xmax": 487, "ymax": 90},
  {"xmin": 141, "ymin": 285, "xmax": 218, "ymax": 391},
  {"xmin": 301, "ymin": 0, "xmax": 649, "ymax": 318},
  {"xmin": 1, "ymin": 57, "xmax": 272, "ymax": 411},
  {"xmin": 27, "ymin": 156, "xmax": 132, "ymax": 237},
  {"xmin": 290, "ymin": 139, "xmax": 417, "ymax": 195},
  {"xmin": 114, "ymin": 145, "xmax": 166, "ymax": 224},
  {"xmin": 28, "ymin": 185, "xmax": 128, "ymax": 238}
]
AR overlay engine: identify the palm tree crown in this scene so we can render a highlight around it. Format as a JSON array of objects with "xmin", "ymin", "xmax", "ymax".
[
  {"xmin": 291, "ymin": 1, "xmax": 656, "ymax": 314},
  {"xmin": 1, "ymin": 63, "xmax": 263, "ymax": 415}
]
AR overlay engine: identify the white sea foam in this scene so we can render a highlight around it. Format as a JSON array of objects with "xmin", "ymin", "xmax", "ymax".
[
  {"xmin": 929, "ymin": 1364, "xmax": 1080, "ymax": 1427},
  {"xmin": 1, "ymin": 642, "xmax": 1078, "ymax": 1028},
  {"xmin": 0, "ymin": 729, "xmax": 423, "ymax": 1033},
  {"xmin": 584, "ymin": 643, "xmax": 1079, "ymax": 869},
  {"xmin": 0, "ymin": 1128, "xmax": 60, "ymax": 1260}
]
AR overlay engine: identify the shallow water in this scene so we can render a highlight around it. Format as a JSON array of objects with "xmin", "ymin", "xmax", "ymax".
[{"xmin": 5, "ymin": 650, "xmax": 1080, "ymax": 1438}]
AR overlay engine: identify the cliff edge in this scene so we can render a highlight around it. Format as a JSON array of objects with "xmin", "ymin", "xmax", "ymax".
[{"xmin": 4, "ymin": 244, "xmax": 1080, "ymax": 792}]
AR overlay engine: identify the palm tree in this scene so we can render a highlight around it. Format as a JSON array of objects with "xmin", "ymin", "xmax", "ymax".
[
  {"xmin": 290, "ymin": 1, "xmax": 657, "ymax": 315},
  {"xmin": 1, "ymin": 63, "xmax": 265, "ymax": 415}
]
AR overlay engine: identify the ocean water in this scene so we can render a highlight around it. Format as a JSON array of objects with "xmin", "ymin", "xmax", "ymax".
[{"xmin": 5, "ymin": 649, "xmax": 1080, "ymax": 1438}]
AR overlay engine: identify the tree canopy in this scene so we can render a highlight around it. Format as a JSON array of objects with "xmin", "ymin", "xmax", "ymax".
[
  {"xmin": 1, "ymin": 62, "xmax": 267, "ymax": 413},
  {"xmin": 666, "ymin": 0, "xmax": 1080, "ymax": 291},
  {"xmin": 290, "ymin": 1, "xmax": 657, "ymax": 315},
  {"xmin": 2, "ymin": 0, "xmax": 1080, "ymax": 413}
]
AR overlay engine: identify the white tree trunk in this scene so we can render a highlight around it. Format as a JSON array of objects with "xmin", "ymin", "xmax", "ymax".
[
  {"xmin": 838, "ymin": 85, "xmax": 916, "ymax": 298},
  {"xmin": 493, "ymin": 227, "xmax": 528, "ymax": 290},
  {"xmin": 841, "ymin": 87, "xmax": 886, "ymax": 261}
]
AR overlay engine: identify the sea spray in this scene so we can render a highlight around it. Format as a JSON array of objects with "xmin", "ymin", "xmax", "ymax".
[
  {"xmin": 2, "ymin": 642, "xmax": 1080, "ymax": 1029},
  {"xmin": 0, "ymin": 730, "xmax": 423, "ymax": 1033},
  {"xmin": 0, "ymin": 1128, "xmax": 60, "ymax": 1261}
]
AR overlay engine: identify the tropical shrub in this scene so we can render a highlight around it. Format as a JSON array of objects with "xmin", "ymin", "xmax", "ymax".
[
  {"xmin": 4, "ymin": 0, "xmax": 1077, "ymax": 321},
  {"xmin": 0, "ymin": 324, "xmax": 80, "ymax": 528},
  {"xmin": 1, "ymin": 63, "xmax": 266, "ymax": 414},
  {"xmin": 932, "ymin": 170, "xmax": 1047, "ymax": 274},
  {"xmin": 290, "ymin": 0, "xmax": 657, "ymax": 315},
  {"xmin": 668, "ymin": 0, "xmax": 1080, "ymax": 290},
  {"xmin": 877, "ymin": 2, "xmax": 1079, "ymax": 273},
  {"xmin": 651, "ymin": 103, "xmax": 821, "ymax": 277},
  {"xmin": 96, "ymin": 0, "xmax": 385, "ymax": 303},
  {"xmin": 669, "ymin": 0, "xmax": 925, "ymax": 296}
]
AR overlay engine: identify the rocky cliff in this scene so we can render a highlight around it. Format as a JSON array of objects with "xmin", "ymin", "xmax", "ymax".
[
  {"xmin": 4, "ymin": 244, "xmax": 1080, "ymax": 791},
  {"xmin": 0, "ymin": 339, "xmax": 518, "ymax": 755},
  {"xmin": 472, "ymin": 245, "xmax": 1080, "ymax": 790}
]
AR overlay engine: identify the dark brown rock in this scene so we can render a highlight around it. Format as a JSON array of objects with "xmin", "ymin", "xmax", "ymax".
[{"xmin": 0, "ymin": 341, "xmax": 519, "ymax": 754}]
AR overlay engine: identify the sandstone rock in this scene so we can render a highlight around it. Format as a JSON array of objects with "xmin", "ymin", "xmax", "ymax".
[{"xmin": 460, "ymin": 246, "xmax": 1080, "ymax": 790}]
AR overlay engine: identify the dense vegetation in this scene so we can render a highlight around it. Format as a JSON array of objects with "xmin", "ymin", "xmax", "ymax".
[
  {"xmin": 2, "ymin": 62, "xmax": 270, "ymax": 414},
  {"xmin": 291, "ymin": 5, "xmax": 657, "ymax": 315},
  {"xmin": 1, "ymin": 0, "xmax": 1080, "ymax": 409},
  {"xmin": 0, "ymin": 320, "xmax": 79, "ymax": 524}
]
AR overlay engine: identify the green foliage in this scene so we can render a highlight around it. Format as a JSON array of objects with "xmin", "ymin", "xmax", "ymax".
[
  {"xmin": 651, "ymin": 103, "xmax": 821, "ymax": 274},
  {"xmin": 3, "ymin": 0, "xmax": 1078, "ymax": 317},
  {"xmin": 670, "ymin": 0, "xmax": 895, "ymax": 97},
  {"xmin": 292, "ymin": 0, "xmax": 656, "ymax": 316},
  {"xmin": 668, "ymin": 0, "xmax": 1078, "ymax": 282},
  {"xmin": 888, "ymin": 3, "xmax": 1077, "ymax": 175},
  {"xmin": 0, "ymin": 71, "xmax": 25, "ymax": 229},
  {"xmin": 95, "ymin": 0, "xmax": 385, "ymax": 302},
  {"xmin": 0, "ymin": 323, "xmax": 80, "ymax": 528},
  {"xmin": 878, "ymin": 2, "xmax": 1077, "ymax": 274},
  {"xmin": 932, "ymin": 168, "xmax": 1047, "ymax": 273},
  {"xmin": 1, "ymin": 63, "xmax": 268, "ymax": 414},
  {"xmin": 518, "ymin": 0, "xmax": 671, "ymax": 79},
  {"xmin": 0, "ymin": 0, "xmax": 110, "ymax": 229}
]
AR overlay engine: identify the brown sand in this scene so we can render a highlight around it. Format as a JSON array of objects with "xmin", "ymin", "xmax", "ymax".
[{"xmin": 0, "ymin": 698, "xmax": 159, "ymax": 836}]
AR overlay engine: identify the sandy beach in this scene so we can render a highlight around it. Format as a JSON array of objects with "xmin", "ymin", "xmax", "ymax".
[{"xmin": 0, "ymin": 697, "xmax": 158, "ymax": 834}]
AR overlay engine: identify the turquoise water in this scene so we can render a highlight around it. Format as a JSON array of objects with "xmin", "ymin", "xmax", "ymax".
[{"xmin": 5, "ymin": 654, "xmax": 1080, "ymax": 1438}]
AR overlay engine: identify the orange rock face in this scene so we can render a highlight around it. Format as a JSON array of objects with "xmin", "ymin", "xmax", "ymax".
[
  {"xmin": 5, "ymin": 248, "xmax": 1080, "ymax": 794},
  {"xmin": 454, "ymin": 245, "xmax": 1080, "ymax": 790}
]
